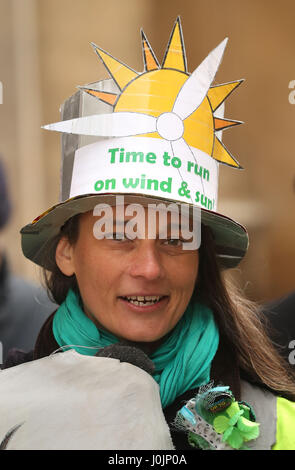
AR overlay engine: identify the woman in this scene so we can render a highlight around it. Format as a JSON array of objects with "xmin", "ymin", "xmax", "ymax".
[
  {"xmin": 7, "ymin": 18, "xmax": 295, "ymax": 449},
  {"xmin": 25, "ymin": 207, "xmax": 291, "ymax": 450}
]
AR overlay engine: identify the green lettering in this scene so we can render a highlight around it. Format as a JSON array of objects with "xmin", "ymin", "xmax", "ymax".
[
  {"xmin": 105, "ymin": 178, "xmax": 116, "ymax": 190},
  {"xmin": 119, "ymin": 148, "xmax": 125, "ymax": 162},
  {"xmin": 140, "ymin": 174, "xmax": 146, "ymax": 189},
  {"xmin": 122, "ymin": 178, "xmax": 139, "ymax": 188},
  {"xmin": 207, "ymin": 199, "xmax": 213, "ymax": 210},
  {"xmin": 201, "ymin": 194, "xmax": 207, "ymax": 207},
  {"xmin": 203, "ymin": 169, "xmax": 210, "ymax": 181},
  {"xmin": 146, "ymin": 152, "xmax": 157, "ymax": 164},
  {"xmin": 163, "ymin": 151, "xmax": 171, "ymax": 166},
  {"xmin": 160, "ymin": 177, "xmax": 172, "ymax": 193},
  {"xmin": 125, "ymin": 151, "xmax": 144, "ymax": 162},
  {"xmin": 147, "ymin": 179, "xmax": 159, "ymax": 190},
  {"xmin": 108, "ymin": 148, "xmax": 119, "ymax": 163},
  {"xmin": 194, "ymin": 164, "xmax": 203, "ymax": 177},
  {"xmin": 187, "ymin": 161, "xmax": 194, "ymax": 172},
  {"xmin": 94, "ymin": 180, "xmax": 104, "ymax": 191},
  {"xmin": 171, "ymin": 156, "xmax": 181, "ymax": 168}
]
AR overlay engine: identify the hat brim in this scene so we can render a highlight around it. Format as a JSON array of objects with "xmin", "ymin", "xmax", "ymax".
[{"xmin": 20, "ymin": 193, "xmax": 248, "ymax": 270}]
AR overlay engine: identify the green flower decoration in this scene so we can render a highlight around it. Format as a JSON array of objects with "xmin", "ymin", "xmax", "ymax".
[
  {"xmin": 188, "ymin": 432, "xmax": 214, "ymax": 450},
  {"xmin": 213, "ymin": 401, "xmax": 260, "ymax": 450}
]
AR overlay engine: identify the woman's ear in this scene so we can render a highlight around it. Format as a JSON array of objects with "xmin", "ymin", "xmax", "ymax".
[{"xmin": 55, "ymin": 237, "xmax": 75, "ymax": 276}]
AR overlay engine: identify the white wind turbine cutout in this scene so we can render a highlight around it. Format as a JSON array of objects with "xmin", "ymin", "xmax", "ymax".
[{"xmin": 43, "ymin": 39, "xmax": 228, "ymax": 155}]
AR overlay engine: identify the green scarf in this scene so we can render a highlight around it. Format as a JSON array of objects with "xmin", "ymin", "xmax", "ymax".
[{"xmin": 53, "ymin": 289, "xmax": 219, "ymax": 408}]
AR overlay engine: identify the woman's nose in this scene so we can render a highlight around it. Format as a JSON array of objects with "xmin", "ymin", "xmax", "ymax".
[{"xmin": 127, "ymin": 240, "xmax": 164, "ymax": 281}]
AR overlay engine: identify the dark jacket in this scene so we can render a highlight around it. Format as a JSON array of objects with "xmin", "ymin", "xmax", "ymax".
[
  {"xmin": 0, "ymin": 256, "xmax": 56, "ymax": 364},
  {"xmin": 262, "ymin": 291, "xmax": 295, "ymax": 362}
]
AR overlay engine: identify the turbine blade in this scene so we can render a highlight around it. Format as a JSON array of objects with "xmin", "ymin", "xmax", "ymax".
[
  {"xmin": 173, "ymin": 38, "xmax": 228, "ymax": 120},
  {"xmin": 171, "ymin": 137, "xmax": 195, "ymax": 163},
  {"xmin": 171, "ymin": 138, "xmax": 205, "ymax": 197},
  {"xmin": 42, "ymin": 112, "xmax": 157, "ymax": 137}
]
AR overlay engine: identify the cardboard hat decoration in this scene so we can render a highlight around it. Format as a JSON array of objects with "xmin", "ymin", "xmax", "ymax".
[{"xmin": 21, "ymin": 17, "xmax": 248, "ymax": 269}]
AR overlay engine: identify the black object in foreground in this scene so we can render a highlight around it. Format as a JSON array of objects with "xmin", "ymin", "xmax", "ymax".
[{"xmin": 95, "ymin": 344, "xmax": 155, "ymax": 376}]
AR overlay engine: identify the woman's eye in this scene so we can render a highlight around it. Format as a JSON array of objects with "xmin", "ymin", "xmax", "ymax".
[
  {"xmin": 106, "ymin": 233, "xmax": 132, "ymax": 241},
  {"xmin": 113, "ymin": 234, "xmax": 125, "ymax": 240},
  {"xmin": 163, "ymin": 238, "xmax": 183, "ymax": 247}
]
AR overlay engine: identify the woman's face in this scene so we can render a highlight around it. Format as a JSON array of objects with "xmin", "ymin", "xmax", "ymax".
[{"xmin": 56, "ymin": 206, "xmax": 199, "ymax": 343}]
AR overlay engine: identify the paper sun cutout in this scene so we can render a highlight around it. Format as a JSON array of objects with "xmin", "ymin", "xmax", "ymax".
[{"xmin": 44, "ymin": 17, "xmax": 243, "ymax": 169}]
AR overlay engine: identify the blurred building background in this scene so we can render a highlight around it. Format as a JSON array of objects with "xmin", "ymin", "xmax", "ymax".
[{"xmin": 0, "ymin": 0, "xmax": 294, "ymax": 304}]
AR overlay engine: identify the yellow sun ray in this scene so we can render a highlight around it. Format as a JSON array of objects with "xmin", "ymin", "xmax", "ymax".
[
  {"xmin": 208, "ymin": 80, "xmax": 243, "ymax": 112},
  {"xmin": 82, "ymin": 88, "xmax": 118, "ymax": 106},
  {"xmin": 91, "ymin": 42, "xmax": 138, "ymax": 91},
  {"xmin": 214, "ymin": 117, "xmax": 242, "ymax": 131},
  {"xmin": 212, "ymin": 136, "xmax": 242, "ymax": 168},
  {"xmin": 162, "ymin": 17, "xmax": 187, "ymax": 72},
  {"xmin": 141, "ymin": 29, "xmax": 159, "ymax": 71}
]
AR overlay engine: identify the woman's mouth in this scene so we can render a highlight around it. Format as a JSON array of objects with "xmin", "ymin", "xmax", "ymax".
[{"xmin": 118, "ymin": 295, "xmax": 168, "ymax": 307}]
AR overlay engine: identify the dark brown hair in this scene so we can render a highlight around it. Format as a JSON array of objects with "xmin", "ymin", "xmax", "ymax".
[
  {"xmin": 42, "ymin": 214, "xmax": 80, "ymax": 305},
  {"xmin": 42, "ymin": 216, "xmax": 295, "ymax": 398},
  {"xmin": 197, "ymin": 226, "xmax": 295, "ymax": 398}
]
